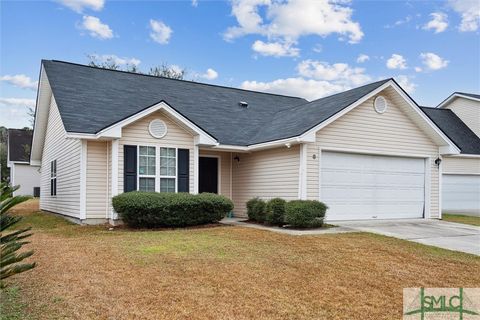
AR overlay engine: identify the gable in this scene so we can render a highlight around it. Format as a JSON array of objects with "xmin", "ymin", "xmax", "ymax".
[
  {"xmin": 443, "ymin": 97, "xmax": 480, "ymax": 138},
  {"xmin": 316, "ymin": 86, "xmax": 438, "ymax": 155}
]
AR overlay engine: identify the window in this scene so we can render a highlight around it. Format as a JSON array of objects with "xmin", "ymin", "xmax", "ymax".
[
  {"xmin": 137, "ymin": 146, "xmax": 177, "ymax": 193},
  {"xmin": 160, "ymin": 147, "xmax": 176, "ymax": 193},
  {"xmin": 50, "ymin": 160, "xmax": 57, "ymax": 196},
  {"xmin": 138, "ymin": 146, "xmax": 156, "ymax": 192}
]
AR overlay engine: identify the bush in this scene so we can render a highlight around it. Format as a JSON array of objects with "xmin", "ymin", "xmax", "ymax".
[
  {"xmin": 265, "ymin": 198, "xmax": 286, "ymax": 226},
  {"xmin": 285, "ymin": 200, "xmax": 328, "ymax": 228},
  {"xmin": 112, "ymin": 192, "xmax": 234, "ymax": 228},
  {"xmin": 246, "ymin": 197, "xmax": 267, "ymax": 222}
]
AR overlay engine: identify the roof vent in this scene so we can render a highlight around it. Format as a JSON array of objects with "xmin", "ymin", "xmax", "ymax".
[
  {"xmin": 374, "ymin": 96, "xmax": 388, "ymax": 114},
  {"xmin": 149, "ymin": 119, "xmax": 167, "ymax": 139},
  {"xmin": 238, "ymin": 101, "xmax": 248, "ymax": 108}
]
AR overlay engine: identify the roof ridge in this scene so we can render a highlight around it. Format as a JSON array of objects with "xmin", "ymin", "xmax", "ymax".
[{"xmin": 45, "ymin": 59, "xmax": 306, "ymax": 100}]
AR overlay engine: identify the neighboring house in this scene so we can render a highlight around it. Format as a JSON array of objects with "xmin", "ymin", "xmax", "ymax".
[
  {"xmin": 31, "ymin": 60, "xmax": 464, "ymax": 224},
  {"xmin": 424, "ymin": 93, "xmax": 480, "ymax": 216},
  {"xmin": 7, "ymin": 128, "xmax": 41, "ymax": 196}
]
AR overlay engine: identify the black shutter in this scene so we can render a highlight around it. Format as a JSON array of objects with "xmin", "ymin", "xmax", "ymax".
[
  {"xmin": 177, "ymin": 149, "xmax": 189, "ymax": 192},
  {"xmin": 124, "ymin": 145, "xmax": 137, "ymax": 192}
]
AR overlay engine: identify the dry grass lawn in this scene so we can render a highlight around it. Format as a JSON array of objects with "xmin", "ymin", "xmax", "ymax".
[
  {"xmin": 2, "ymin": 199, "xmax": 480, "ymax": 320},
  {"xmin": 443, "ymin": 213, "xmax": 480, "ymax": 226}
]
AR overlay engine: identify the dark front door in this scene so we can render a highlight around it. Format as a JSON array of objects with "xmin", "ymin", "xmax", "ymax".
[{"xmin": 199, "ymin": 157, "xmax": 218, "ymax": 194}]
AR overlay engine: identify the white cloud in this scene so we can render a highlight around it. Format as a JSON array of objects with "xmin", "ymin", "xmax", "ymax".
[
  {"xmin": 241, "ymin": 59, "xmax": 372, "ymax": 101},
  {"xmin": 423, "ymin": 12, "xmax": 448, "ymax": 33},
  {"xmin": 224, "ymin": 0, "xmax": 363, "ymax": 49},
  {"xmin": 200, "ymin": 68, "xmax": 218, "ymax": 80},
  {"xmin": 0, "ymin": 100, "xmax": 33, "ymax": 128},
  {"xmin": 297, "ymin": 60, "xmax": 371, "ymax": 85},
  {"xmin": 386, "ymin": 54, "xmax": 407, "ymax": 69},
  {"xmin": 414, "ymin": 66, "xmax": 422, "ymax": 72},
  {"xmin": 241, "ymin": 78, "xmax": 346, "ymax": 101},
  {"xmin": 149, "ymin": 19, "xmax": 172, "ymax": 44},
  {"xmin": 385, "ymin": 15, "xmax": 412, "ymax": 28},
  {"xmin": 89, "ymin": 54, "xmax": 141, "ymax": 66},
  {"xmin": 57, "ymin": 0, "xmax": 104, "ymax": 13},
  {"xmin": 192, "ymin": 0, "xmax": 198, "ymax": 7},
  {"xmin": 312, "ymin": 44, "xmax": 323, "ymax": 53},
  {"xmin": 79, "ymin": 15, "xmax": 113, "ymax": 39},
  {"xmin": 252, "ymin": 40, "xmax": 299, "ymax": 57},
  {"xmin": 395, "ymin": 75, "xmax": 417, "ymax": 93},
  {"xmin": 0, "ymin": 97, "xmax": 36, "ymax": 107},
  {"xmin": 356, "ymin": 54, "xmax": 369, "ymax": 63},
  {"xmin": 420, "ymin": 52, "xmax": 449, "ymax": 70},
  {"xmin": 448, "ymin": 0, "xmax": 480, "ymax": 32},
  {"xmin": 0, "ymin": 74, "xmax": 38, "ymax": 90}
]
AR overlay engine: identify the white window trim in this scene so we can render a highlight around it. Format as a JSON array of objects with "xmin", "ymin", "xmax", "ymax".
[{"xmin": 136, "ymin": 145, "xmax": 178, "ymax": 193}]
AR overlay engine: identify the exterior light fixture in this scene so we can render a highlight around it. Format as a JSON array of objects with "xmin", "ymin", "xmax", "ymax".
[
  {"xmin": 435, "ymin": 157, "xmax": 442, "ymax": 166},
  {"xmin": 234, "ymin": 155, "xmax": 240, "ymax": 162}
]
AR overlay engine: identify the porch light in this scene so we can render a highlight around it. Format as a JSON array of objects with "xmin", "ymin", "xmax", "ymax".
[
  {"xmin": 435, "ymin": 157, "xmax": 442, "ymax": 166},
  {"xmin": 234, "ymin": 155, "xmax": 240, "ymax": 162}
]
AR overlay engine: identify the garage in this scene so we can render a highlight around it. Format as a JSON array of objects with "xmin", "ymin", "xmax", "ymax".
[
  {"xmin": 443, "ymin": 174, "xmax": 480, "ymax": 216},
  {"xmin": 321, "ymin": 151, "xmax": 426, "ymax": 220}
]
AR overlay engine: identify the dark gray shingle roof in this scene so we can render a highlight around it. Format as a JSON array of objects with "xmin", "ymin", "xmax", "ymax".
[
  {"xmin": 421, "ymin": 107, "xmax": 480, "ymax": 155},
  {"xmin": 8, "ymin": 129, "xmax": 33, "ymax": 162},
  {"xmin": 252, "ymin": 79, "xmax": 391, "ymax": 144},
  {"xmin": 42, "ymin": 60, "xmax": 390, "ymax": 146},
  {"xmin": 43, "ymin": 60, "xmax": 306, "ymax": 146}
]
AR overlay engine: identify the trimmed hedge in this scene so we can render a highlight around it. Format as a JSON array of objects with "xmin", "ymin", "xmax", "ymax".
[
  {"xmin": 265, "ymin": 198, "xmax": 286, "ymax": 226},
  {"xmin": 112, "ymin": 192, "xmax": 234, "ymax": 228},
  {"xmin": 285, "ymin": 200, "xmax": 328, "ymax": 228},
  {"xmin": 246, "ymin": 197, "xmax": 267, "ymax": 222}
]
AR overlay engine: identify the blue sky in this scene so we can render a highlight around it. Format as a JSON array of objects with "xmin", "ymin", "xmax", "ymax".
[{"xmin": 1, "ymin": 0, "xmax": 479, "ymax": 128}]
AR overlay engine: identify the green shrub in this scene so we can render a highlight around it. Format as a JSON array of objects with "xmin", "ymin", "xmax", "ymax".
[
  {"xmin": 112, "ymin": 192, "xmax": 234, "ymax": 228},
  {"xmin": 246, "ymin": 197, "xmax": 267, "ymax": 222},
  {"xmin": 285, "ymin": 200, "xmax": 328, "ymax": 228},
  {"xmin": 265, "ymin": 198, "xmax": 286, "ymax": 226}
]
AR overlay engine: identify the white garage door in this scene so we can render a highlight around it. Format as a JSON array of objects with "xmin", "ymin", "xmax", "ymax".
[
  {"xmin": 443, "ymin": 175, "xmax": 480, "ymax": 216},
  {"xmin": 321, "ymin": 151, "xmax": 425, "ymax": 220}
]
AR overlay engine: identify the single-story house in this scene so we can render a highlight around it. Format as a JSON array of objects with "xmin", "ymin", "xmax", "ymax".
[
  {"xmin": 425, "ymin": 93, "xmax": 480, "ymax": 216},
  {"xmin": 7, "ymin": 128, "xmax": 41, "ymax": 196},
  {"xmin": 32, "ymin": 60, "xmax": 478, "ymax": 224}
]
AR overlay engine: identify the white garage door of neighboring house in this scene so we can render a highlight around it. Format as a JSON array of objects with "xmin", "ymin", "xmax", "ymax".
[
  {"xmin": 443, "ymin": 175, "xmax": 480, "ymax": 216},
  {"xmin": 321, "ymin": 151, "xmax": 426, "ymax": 220}
]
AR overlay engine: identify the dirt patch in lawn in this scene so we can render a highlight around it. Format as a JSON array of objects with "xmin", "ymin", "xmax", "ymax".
[{"xmin": 4, "ymin": 202, "xmax": 480, "ymax": 320}]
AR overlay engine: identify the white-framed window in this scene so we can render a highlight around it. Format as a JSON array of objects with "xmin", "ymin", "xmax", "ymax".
[
  {"xmin": 160, "ymin": 147, "xmax": 176, "ymax": 193},
  {"xmin": 137, "ymin": 146, "xmax": 177, "ymax": 193},
  {"xmin": 138, "ymin": 146, "xmax": 156, "ymax": 192},
  {"xmin": 50, "ymin": 159, "xmax": 57, "ymax": 196}
]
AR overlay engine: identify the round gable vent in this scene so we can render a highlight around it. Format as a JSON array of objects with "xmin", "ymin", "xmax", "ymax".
[
  {"xmin": 374, "ymin": 96, "xmax": 388, "ymax": 114},
  {"xmin": 149, "ymin": 119, "xmax": 167, "ymax": 138}
]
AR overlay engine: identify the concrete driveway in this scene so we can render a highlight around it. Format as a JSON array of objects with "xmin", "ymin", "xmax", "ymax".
[{"xmin": 333, "ymin": 219, "xmax": 480, "ymax": 256}]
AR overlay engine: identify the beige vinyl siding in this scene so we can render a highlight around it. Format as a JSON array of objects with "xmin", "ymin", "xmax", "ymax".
[
  {"xmin": 199, "ymin": 150, "xmax": 232, "ymax": 198},
  {"xmin": 11, "ymin": 164, "xmax": 40, "ymax": 196},
  {"xmin": 118, "ymin": 111, "xmax": 195, "ymax": 193},
  {"xmin": 232, "ymin": 145, "xmax": 299, "ymax": 217},
  {"xmin": 40, "ymin": 98, "xmax": 82, "ymax": 217},
  {"xmin": 443, "ymin": 157, "xmax": 480, "ymax": 175},
  {"xmin": 307, "ymin": 87, "xmax": 441, "ymax": 218},
  {"xmin": 86, "ymin": 141, "xmax": 109, "ymax": 219},
  {"xmin": 445, "ymin": 97, "xmax": 480, "ymax": 138}
]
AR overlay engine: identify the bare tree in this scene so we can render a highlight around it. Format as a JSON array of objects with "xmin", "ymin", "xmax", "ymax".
[
  {"xmin": 27, "ymin": 107, "xmax": 35, "ymax": 128},
  {"xmin": 86, "ymin": 55, "xmax": 186, "ymax": 80}
]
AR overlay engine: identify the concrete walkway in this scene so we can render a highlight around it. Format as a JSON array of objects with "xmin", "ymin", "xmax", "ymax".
[
  {"xmin": 332, "ymin": 219, "xmax": 480, "ymax": 256},
  {"xmin": 220, "ymin": 218, "xmax": 354, "ymax": 235}
]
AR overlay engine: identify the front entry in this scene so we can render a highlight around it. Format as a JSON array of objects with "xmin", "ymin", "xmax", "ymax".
[{"xmin": 199, "ymin": 157, "xmax": 218, "ymax": 194}]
